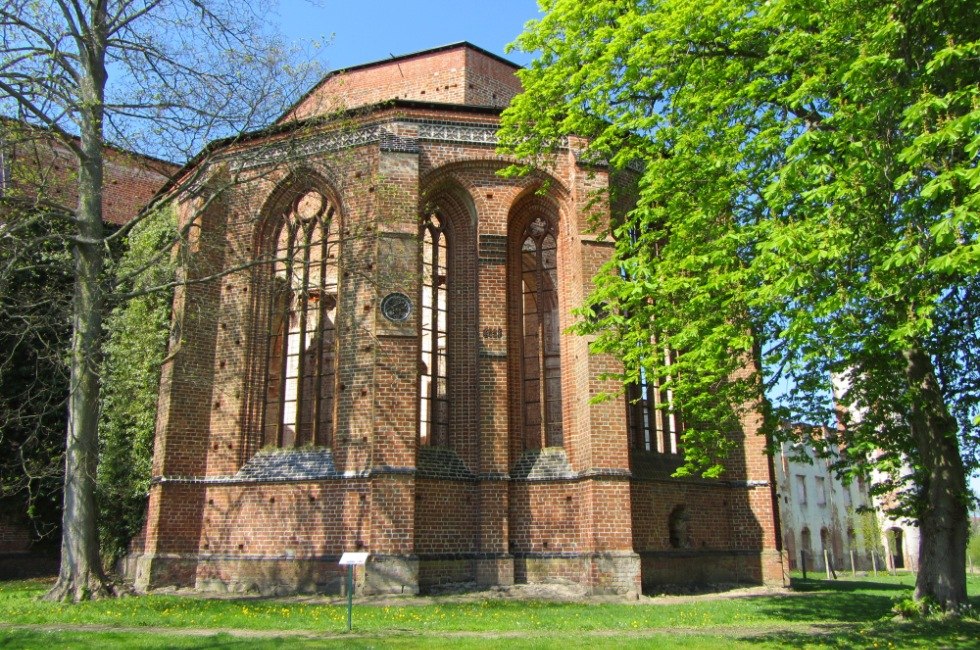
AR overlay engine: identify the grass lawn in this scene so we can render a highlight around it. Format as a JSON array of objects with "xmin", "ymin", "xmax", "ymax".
[{"xmin": 0, "ymin": 573, "xmax": 977, "ymax": 648}]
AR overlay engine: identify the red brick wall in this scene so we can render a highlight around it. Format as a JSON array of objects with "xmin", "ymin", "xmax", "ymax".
[
  {"xmin": 3, "ymin": 126, "xmax": 177, "ymax": 226},
  {"xmin": 0, "ymin": 516, "xmax": 31, "ymax": 554},
  {"xmin": 283, "ymin": 46, "xmax": 521, "ymax": 122},
  {"xmin": 139, "ymin": 82, "xmax": 783, "ymax": 595},
  {"xmin": 414, "ymin": 479, "xmax": 478, "ymax": 554},
  {"xmin": 201, "ymin": 481, "xmax": 368, "ymax": 555},
  {"xmin": 463, "ymin": 47, "xmax": 523, "ymax": 107}
]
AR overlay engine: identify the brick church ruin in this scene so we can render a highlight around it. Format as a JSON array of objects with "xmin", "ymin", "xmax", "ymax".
[{"xmin": 132, "ymin": 43, "xmax": 786, "ymax": 596}]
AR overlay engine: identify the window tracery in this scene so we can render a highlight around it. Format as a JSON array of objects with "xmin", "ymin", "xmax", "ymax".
[
  {"xmin": 419, "ymin": 212, "xmax": 449, "ymax": 446},
  {"xmin": 261, "ymin": 190, "xmax": 339, "ymax": 448},
  {"xmin": 627, "ymin": 349, "xmax": 681, "ymax": 454},
  {"xmin": 520, "ymin": 216, "xmax": 563, "ymax": 448}
]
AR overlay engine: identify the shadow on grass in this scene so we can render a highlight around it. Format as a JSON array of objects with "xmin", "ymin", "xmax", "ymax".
[
  {"xmin": 756, "ymin": 577, "xmax": 918, "ymax": 623},
  {"xmin": 752, "ymin": 576, "xmax": 980, "ymax": 643},
  {"xmin": 789, "ymin": 577, "xmax": 911, "ymax": 593},
  {"xmin": 742, "ymin": 619, "xmax": 980, "ymax": 649}
]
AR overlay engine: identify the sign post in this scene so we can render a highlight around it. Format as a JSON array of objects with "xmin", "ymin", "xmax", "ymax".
[{"xmin": 338, "ymin": 552, "xmax": 369, "ymax": 632}]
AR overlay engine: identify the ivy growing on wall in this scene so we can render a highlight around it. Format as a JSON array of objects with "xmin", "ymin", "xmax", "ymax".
[{"xmin": 98, "ymin": 206, "xmax": 176, "ymax": 564}]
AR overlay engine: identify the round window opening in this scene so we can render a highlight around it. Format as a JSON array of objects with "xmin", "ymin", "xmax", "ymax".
[
  {"xmin": 295, "ymin": 190, "xmax": 325, "ymax": 221},
  {"xmin": 381, "ymin": 292, "xmax": 413, "ymax": 323}
]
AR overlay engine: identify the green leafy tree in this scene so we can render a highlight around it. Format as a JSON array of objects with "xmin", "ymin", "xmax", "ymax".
[
  {"xmin": 854, "ymin": 507, "xmax": 886, "ymax": 561},
  {"xmin": 500, "ymin": 0, "xmax": 979, "ymax": 608}
]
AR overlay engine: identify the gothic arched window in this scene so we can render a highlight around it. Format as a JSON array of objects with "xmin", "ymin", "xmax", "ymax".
[
  {"xmin": 419, "ymin": 212, "xmax": 449, "ymax": 446},
  {"xmin": 623, "ymin": 225, "xmax": 680, "ymax": 455},
  {"xmin": 520, "ymin": 216, "xmax": 563, "ymax": 448},
  {"xmin": 262, "ymin": 190, "xmax": 339, "ymax": 448},
  {"xmin": 627, "ymin": 350, "xmax": 680, "ymax": 454}
]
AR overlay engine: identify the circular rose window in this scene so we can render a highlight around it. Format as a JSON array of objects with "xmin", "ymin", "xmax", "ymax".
[
  {"xmin": 295, "ymin": 191, "xmax": 325, "ymax": 221},
  {"xmin": 380, "ymin": 292, "xmax": 412, "ymax": 323}
]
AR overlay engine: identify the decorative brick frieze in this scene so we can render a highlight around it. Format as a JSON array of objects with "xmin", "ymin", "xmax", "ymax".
[{"xmin": 417, "ymin": 122, "xmax": 499, "ymax": 145}]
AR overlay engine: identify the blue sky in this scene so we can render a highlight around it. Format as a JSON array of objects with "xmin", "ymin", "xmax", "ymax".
[{"xmin": 275, "ymin": 0, "xmax": 541, "ymax": 72}]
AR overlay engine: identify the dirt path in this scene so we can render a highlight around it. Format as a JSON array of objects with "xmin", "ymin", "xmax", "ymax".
[{"xmin": 157, "ymin": 582, "xmax": 808, "ymax": 607}]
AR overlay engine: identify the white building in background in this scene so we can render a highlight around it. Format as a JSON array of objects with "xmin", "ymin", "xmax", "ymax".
[
  {"xmin": 829, "ymin": 373, "xmax": 921, "ymax": 573},
  {"xmin": 869, "ymin": 468, "xmax": 921, "ymax": 572},
  {"xmin": 773, "ymin": 431, "xmax": 921, "ymax": 574},
  {"xmin": 773, "ymin": 434, "xmax": 876, "ymax": 572}
]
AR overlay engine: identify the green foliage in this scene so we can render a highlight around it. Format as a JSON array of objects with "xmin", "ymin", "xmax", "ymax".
[
  {"xmin": 97, "ymin": 206, "xmax": 176, "ymax": 563},
  {"xmin": 969, "ymin": 520, "xmax": 980, "ymax": 568},
  {"xmin": 892, "ymin": 592, "xmax": 977, "ymax": 619},
  {"xmin": 854, "ymin": 508, "xmax": 886, "ymax": 558},
  {"xmin": 892, "ymin": 594, "xmax": 935, "ymax": 619},
  {"xmin": 500, "ymin": 0, "xmax": 979, "ymax": 494},
  {"xmin": 0, "ymin": 124, "xmax": 77, "ymax": 542}
]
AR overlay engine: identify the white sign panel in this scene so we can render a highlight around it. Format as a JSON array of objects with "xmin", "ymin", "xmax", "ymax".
[{"xmin": 339, "ymin": 552, "xmax": 369, "ymax": 566}]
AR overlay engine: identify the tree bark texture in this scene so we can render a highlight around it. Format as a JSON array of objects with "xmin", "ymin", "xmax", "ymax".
[
  {"xmin": 905, "ymin": 346, "xmax": 969, "ymax": 609},
  {"xmin": 45, "ymin": 4, "xmax": 114, "ymax": 601}
]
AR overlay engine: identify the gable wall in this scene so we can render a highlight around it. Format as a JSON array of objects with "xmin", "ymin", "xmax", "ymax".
[{"xmin": 283, "ymin": 46, "xmax": 521, "ymax": 122}]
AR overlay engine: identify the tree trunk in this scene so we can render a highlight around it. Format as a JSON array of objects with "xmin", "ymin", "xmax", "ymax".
[
  {"xmin": 45, "ymin": 5, "xmax": 114, "ymax": 602},
  {"xmin": 904, "ymin": 346, "xmax": 969, "ymax": 610}
]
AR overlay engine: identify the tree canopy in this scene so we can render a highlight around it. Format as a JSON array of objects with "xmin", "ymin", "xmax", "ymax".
[{"xmin": 500, "ymin": 0, "xmax": 979, "ymax": 608}]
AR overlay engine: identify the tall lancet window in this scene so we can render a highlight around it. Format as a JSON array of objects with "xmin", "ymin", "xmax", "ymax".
[
  {"xmin": 623, "ymin": 225, "xmax": 681, "ymax": 455},
  {"xmin": 521, "ymin": 216, "xmax": 563, "ymax": 448},
  {"xmin": 419, "ymin": 212, "xmax": 449, "ymax": 446},
  {"xmin": 627, "ymin": 350, "xmax": 680, "ymax": 454},
  {"xmin": 263, "ymin": 190, "xmax": 339, "ymax": 448}
]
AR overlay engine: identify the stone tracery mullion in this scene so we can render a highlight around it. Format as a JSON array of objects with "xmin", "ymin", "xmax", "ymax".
[
  {"xmin": 275, "ymin": 220, "xmax": 297, "ymax": 447},
  {"xmin": 435, "ymin": 219, "xmax": 448, "ymax": 446},
  {"xmin": 429, "ymin": 222, "xmax": 440, "ymax": 445},
  {"xmin": 294, "ymin": 219, "xmax": 313, "ymax": 446},
  {"xmin": 520, "ymin": 216, "xmax": 563, "ymax": 450},
  {"xmin": 312, "ymin": 214, "xmax": 328, "ymax": 447},
  {"xmin": 535, "ymin": 233, "xmax": 547, "ymax": 449},
  {"xmin": 419, "ymin": 214, "xmax": 449, "ymax": 447}
]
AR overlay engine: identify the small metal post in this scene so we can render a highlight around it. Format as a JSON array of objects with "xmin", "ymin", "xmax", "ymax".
[{"xmin": 346, "ymin": 564, "xmax": 353, "ymax": 632}]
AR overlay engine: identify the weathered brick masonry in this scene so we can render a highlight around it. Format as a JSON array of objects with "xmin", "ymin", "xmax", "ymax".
[
  {"xmin": 132, "ymin": 43, "xmax": 788, "ymax": 596},
  {"xmin": 1, "ymin": 121, "xmax": 177, "ymax": 226}
]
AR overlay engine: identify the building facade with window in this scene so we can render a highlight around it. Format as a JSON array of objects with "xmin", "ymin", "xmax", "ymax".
[
  {"xmin": 773, "ymin": 432, "xmax": 922, "ymax": 574},
  {"xmin": 132, "ymin": 43, "xmax": 785, "ymax": 596},
  {"xmin": 773, "ymin": 437, "xmax": 877, "ymax": 572}
]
